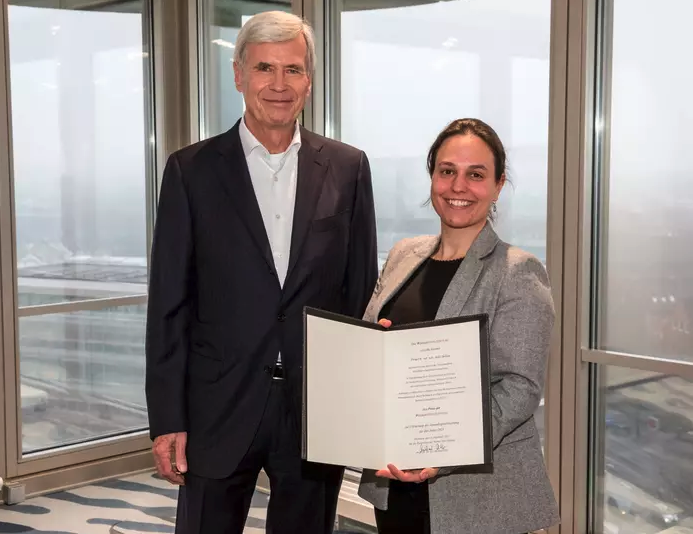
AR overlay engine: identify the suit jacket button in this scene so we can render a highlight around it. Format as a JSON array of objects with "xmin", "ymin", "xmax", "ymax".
[
  {"xmin": 277, "ymin": 314, "xmax": 286, "ymax": 322},
  {"xmin": 264, "ymin": 365, "xmax": 272, "ymax": 374}
]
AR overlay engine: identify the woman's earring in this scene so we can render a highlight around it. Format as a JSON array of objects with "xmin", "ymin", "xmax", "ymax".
[{"xmin": 491, "ymin": 201, "xmax": 497, "ymax": 215}]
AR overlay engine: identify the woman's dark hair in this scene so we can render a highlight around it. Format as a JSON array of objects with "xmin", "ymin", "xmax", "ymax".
[{"xmin": 426, "ymin": 118, "xmax": 506, "ymax": 183}]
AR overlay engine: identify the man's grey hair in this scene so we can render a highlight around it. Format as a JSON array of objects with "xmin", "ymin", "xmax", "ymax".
[{"xmin": 234, "ymin": 11, "xmax": 316, "ymax": 77}]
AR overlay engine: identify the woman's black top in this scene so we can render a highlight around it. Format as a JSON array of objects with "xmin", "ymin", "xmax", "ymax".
[{"xmin": 378, "ymin": 257, "xmax": 463, "ymax": 324}]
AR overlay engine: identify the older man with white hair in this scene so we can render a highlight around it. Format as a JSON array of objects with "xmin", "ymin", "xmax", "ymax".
[{"xmin": 145, "ymin": 10, "xmax": 378, "ymax": 534}]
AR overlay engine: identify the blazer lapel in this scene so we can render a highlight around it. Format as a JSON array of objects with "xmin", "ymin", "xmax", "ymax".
[
  {"xmin": 436, "ymin": 223, "xmax": 500, "ymax": 319},
  {"xmin": 368, "ymin": 238, "xmax": 438, "ymax": 322},
  {"xmin": 435, "ymin": 256, "xmax": 483, "ymax": 320},
  {"xmin": 285, "ymin": 129, "xmax": 328, "ymax": 284},
  {"xmin": 213, "ymin": 122, "xmax": 276, "ymax": 273}
]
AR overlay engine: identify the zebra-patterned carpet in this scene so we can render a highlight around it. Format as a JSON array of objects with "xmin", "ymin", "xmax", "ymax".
[
  {"xmin": 0, "ymin": 471, "xmax": 267, "ymax": 533},
  {"xmin": 0, "ymin": 471, "xmax": 374, "ymax": 533}
]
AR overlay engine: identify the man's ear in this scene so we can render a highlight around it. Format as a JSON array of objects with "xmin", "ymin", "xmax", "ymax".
[{"xmin": 233, "ymin": 61, "xmax": 243, "ymax": 92}]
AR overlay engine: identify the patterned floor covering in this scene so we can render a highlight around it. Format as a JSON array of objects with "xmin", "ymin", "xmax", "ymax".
[{"xmin": 0, "ymin": 471, "xmax": 269, "ymax": 533}]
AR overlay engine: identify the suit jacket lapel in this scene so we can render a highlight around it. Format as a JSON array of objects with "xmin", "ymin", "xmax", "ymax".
[
  {"xmin": 213, "ymin": 122, "xmax": 276, "ymax": 273},
  {"xmin": 285, "ymin": 129, "xmax": 328, "ymax": 284},
  {"xmin": 436, "ymin": 223, "xmax": 500, "ymax": 319}
]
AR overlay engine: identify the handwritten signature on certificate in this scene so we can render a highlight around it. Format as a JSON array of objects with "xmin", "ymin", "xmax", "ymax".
[{"xmin": 417, "ymin": 442, "xmax": 449, "ymax": 454}]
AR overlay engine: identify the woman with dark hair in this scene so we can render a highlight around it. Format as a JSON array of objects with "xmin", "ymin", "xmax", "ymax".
[{"xmin": 358, "ymin": 119, "xmax": 560, "ymax": 534}]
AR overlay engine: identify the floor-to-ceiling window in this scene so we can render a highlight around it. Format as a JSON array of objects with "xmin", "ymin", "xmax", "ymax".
[
  {"xmin": 586, "ymin": 0, "xmax": 693, "ymax": 532},
  {"xmin": 324, "ymin": 0, "xmax": 552, "ymax": 448},
  {"xmin": 5, "ymin": 0, "xmax": 155, "ymax": 460}
]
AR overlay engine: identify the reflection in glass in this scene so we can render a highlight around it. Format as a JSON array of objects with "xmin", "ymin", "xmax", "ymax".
[
  {"xmin": 199, "ymin": 0, "xmax": 291, "ymax": 138},
  {"xmin": 20, "ymin": 305, "xmax": 148, "ymax": 454},
  {"xmin": 9, "ymin": 1, "xmax": 150, "ymax": 306},
  {"xmin": 599, "ymin": 0, "xmax": 693, "ymax": 361},
  {"xmin": 597, "ymin": 367, "xmax": 693, "ymax": 534}
]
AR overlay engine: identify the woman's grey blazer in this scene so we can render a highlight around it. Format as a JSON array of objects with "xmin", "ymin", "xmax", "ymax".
[{"xmin": 358, "ymin": 223, "xmax": 560, "ymax": 534}]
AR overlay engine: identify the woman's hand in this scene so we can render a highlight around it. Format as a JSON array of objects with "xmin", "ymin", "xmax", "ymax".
[
  {"xmin": 375, "ymin": 464, "xmax": 440, "ymax": 483},
  {"xmin": 378, "ymin": 318, "xmax": 392, "ymax": 328}
]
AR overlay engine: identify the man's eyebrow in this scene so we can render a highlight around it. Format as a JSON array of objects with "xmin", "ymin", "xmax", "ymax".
[
  {"xmin": 467, "ymin": 164, "xmax": 488, "ymax": 171},
  {"xmin": 252, "ymin": 61, "xmax": 305, "ymax": 71}
]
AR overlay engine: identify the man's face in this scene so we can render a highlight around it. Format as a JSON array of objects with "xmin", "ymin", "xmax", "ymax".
[{"xmin": 234, "ymin": 36, "xmax": 311, "ymax": 130}]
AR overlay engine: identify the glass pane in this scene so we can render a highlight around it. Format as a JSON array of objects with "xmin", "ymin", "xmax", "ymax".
[
  {"xmin": 329, "ymin": 0, "xmax": 552, "ymax": 453},
  {"xmin": 20, "ymin": 305, "xmax": 148, "ymax": 454},
  {"xmin": 199, "ymin": 0, "xmax": 291, "ymax": 138},
  {"xmin": 8, "ymin": 1, "xmax": 152, "ymax": 454},
  {"xmin": 599, "ymin": 0, "xmax": 693, "ymax": 361},
  {"xmin": 9, "ymin": 1, "xmax": 151, "ymax": 306},
  {"xmin": 596, "ymin": 366, "xmax": 693, "ymax": 534},
  {"xmin": 333, "ymin": 0, "xmax": 551, "ymax": 267}
]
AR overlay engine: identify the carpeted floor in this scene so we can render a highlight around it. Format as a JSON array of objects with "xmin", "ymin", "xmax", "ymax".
[{"xmin": 0, "ymin": 471, "xmax": 367, "ymax": 533}]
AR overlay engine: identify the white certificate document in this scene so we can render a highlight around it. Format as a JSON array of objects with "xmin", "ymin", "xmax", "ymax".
[{"xmin": 302, "ymin": 308, "xmax": 492, "ymax": 471}]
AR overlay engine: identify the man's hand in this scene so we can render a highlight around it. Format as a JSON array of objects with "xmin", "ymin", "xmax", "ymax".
[
  {"xmin": 152, "ymin": 432, "xmax": 188, "ymax": 485},
  {"xmin": 375, "ymin": 464, "xmax": 440, "ymax": 483}
]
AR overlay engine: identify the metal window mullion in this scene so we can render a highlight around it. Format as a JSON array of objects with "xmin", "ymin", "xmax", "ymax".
[
  {"xmin": 142, "ymin": 0, "xmax": 157, "ymax": 272},
  {"xmin": 197, "ymin": 0, "xmax": 211, "ymax": 140},
  {"xmin": 302, "ymin": 0, "xmax": 325, "ymax": 135},
  {"xmin": 583, "ymin": 348, "xmax": 693, "ymax": 380},
  {"xmin": 153, "ymin": 0, "xmax": 194, "ymax": 165},
  {"xmin": 0, "ymin": 0, "xmax": 24, "ymax": 479},
  {"xmin": 557, "ymin": 0, "xmax": 598, "ymax": 528},
  {"xmin": 188, "ymin": 0, "xmax": 200, "ymax": 144},
  {"xmin": 323, "ymin": 0, "xmax": 342, "ymax": 140},
  {"xmin": 543, "ymin": 0, "xmax": 571, "ymax": 529},
  {"xmin": 585, "ymin": 361, "xmax": 604, "ymax": 534},
  {"xmin": 589, "ymin": 0, "xmax": 614, "ymax": 352},
  {"xmin": 0, "ymin": 0, "xmax": 17, "ymax": 480},
  {"xmin": 585, "ymin": 0, "xmax": 614, "ymax": 531},
  {"xmin": 17, "ymin": 294, "xmax": 148, "ymax": 319}
]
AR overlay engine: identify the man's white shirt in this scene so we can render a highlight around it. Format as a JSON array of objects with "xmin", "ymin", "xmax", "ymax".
[{"xmin": 239, "ymin": 117, "xmax": 301, "ymax": 365}]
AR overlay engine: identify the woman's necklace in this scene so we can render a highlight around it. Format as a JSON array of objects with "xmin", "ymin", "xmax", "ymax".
[{"xmin": 431, "ymin": 242, "xmax": 466, "ymax": 262}]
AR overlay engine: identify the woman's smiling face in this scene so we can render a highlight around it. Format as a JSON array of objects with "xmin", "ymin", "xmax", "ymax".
[{"xmin": 430, "ymin": 134, "xmax": 505, "ymax": 232}]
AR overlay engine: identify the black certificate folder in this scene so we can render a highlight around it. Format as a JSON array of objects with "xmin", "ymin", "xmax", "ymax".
[{"xmin": 302, "ymin": 307, "xmax": 492, "ymax": 471}]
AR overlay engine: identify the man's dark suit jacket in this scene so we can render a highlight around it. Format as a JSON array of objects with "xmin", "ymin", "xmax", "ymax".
[{"xmin": 145, "ymin": 120, "xmax": 378, "ymax": 480}]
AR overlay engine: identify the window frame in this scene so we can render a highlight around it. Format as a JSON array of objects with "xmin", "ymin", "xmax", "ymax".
[
  {"xmin": 582, "ymin": 0, "xmax": 693, "ymax": 532},
  {"xmin": 0, "ymin": 0, "xmax": 158, "ymax": 482}
]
